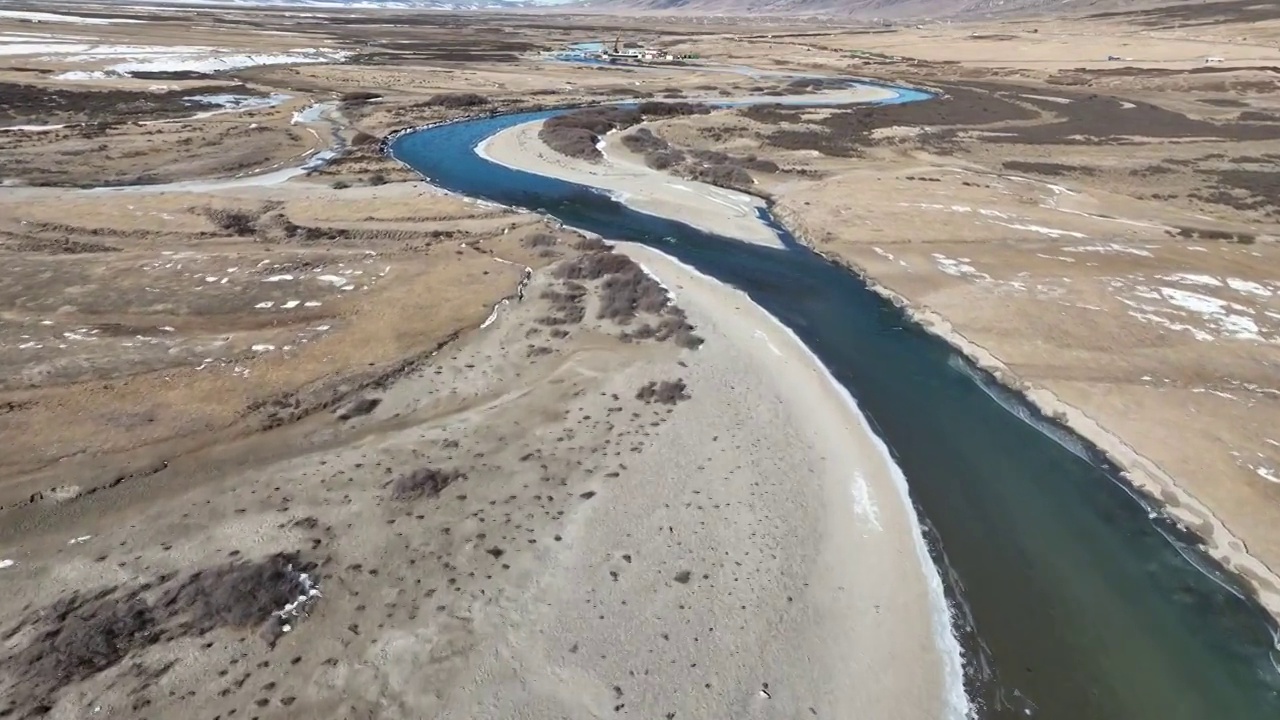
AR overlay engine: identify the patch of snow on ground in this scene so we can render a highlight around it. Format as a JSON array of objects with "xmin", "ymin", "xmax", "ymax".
[
  {"xmin": 850, "ymin": 471, "xmax": 882, "ymax": 532},
  {"xmin": 1160, "ymin": 273, "xmax": 1222, "ymax": 287},
  {"xmin": 1226, "ymin": 278, "xmax": 1272, "ymax": 297},
  {"xmin": 54, "ymin": 48, "xmax": 350, "ymax": 79},
  {"xmin": 0, "ymin": 9, "xmax": 142, "ymax": 24},
  {"xmin": 1120, "ymin": 282, "xmax": 1271, "ymax": 341},
  {"xmin": 932, "ymin": 253, "xmax": 992, "ymax": 282},
  {"xmin": 990, "ymin": 221, "xmax": 1087, "ymax": 239},
  {"xmin": 1023, "ymin": 94, "xmax": 1073, "ymax": 104},
  {"xmin": 1063, "ymin": 243, "xmax": 1153, "ymax": 257},
  {"xmin": 0, "ymin": 559, "xmax": 14, "ymax": 569},
  {"xmin": 1253, "ymin": 466, "xmax": 1279, "ymax": 484}
]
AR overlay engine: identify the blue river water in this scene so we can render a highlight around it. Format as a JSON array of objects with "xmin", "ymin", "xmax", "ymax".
[{"xmin": 389, "ymin": 85, "xmax": 1280, "ymax": 719}]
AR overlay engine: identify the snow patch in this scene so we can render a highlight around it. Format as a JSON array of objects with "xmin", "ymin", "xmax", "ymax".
[
  {"xmin": 850, "ymin": 471, "xmax": 882, "ymax": 532},
  {"xmin": 0, "ymin": 9, "xmax": 143, "ymax": 24},
  {"xmin": 1063, "ymin": 243, "xmax": 1153, "ymax": 257}
]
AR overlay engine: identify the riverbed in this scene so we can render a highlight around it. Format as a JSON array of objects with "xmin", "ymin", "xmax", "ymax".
[{"xmin": 388, "ymin": 85, "xmax": 1280, "ymax": 719}]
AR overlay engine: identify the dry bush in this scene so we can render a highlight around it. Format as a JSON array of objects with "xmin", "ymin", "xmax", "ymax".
[
  {"xmin": 574, "ymin": 235, "xmax": 609, "ymax": 251},
  {"xmin": 599, "ymin": 267, "xmax": 670, "ymax": 322},
  {"xmin": 621, "ymin": 127, "xmax": 670, "ymax": 154},
  {"xmin": 2, "ymin": 554, "xmax": 314, "ymax": 716},
  {"xmin": 646, "ymin": 149, "xmax": 685, "ymax": 169},
  {"xmin": 635, "ymin": 101, "xmax": 711, "ymax": 118},
  {"xmin": 204, "ymin": 207, "xmax": 259, "ymax": 236},
  {"xmin": 553, "ymin": 250, "xmax": 636, "ymax": 280},
  {"xmin": 351, "ymin": 130, "xmax": 380, "ymax": 147},
  {"xmin": 636, "ymin": 379, "xmax": 690, "ymax": 404},
  {"xmin": 542, "ymin": 105, "xmax": 705, "ymax": 161},
  {"xmin": 522, "ymin": 232, "xmax": 558, "ymax": 248},
  {"xmin": 689, "ymin": 163, "xmax": 753, "ymax": 188},
  {"xmin": 538, "ymin": 281, "xmax": 588, "ymax": 326},
  {"xmin": 341, "ymin": 91, "xmax": 382, "ymax": 102},
  {"xmin": 426, "ymin": 92, "xmax": 489, "ymax": 108},
  {"xmin": 391, "ymin": 467, "xmax": 463, "ymax": 501},
  {"xmin": 623, "ymin": 311, "xmax": 704, "ymax": 349},
  {"xmin": 765, "ymin": 128, "xmax": 862, "ymax": 157},
  {"xmin": 540, "ymin": 126, "xmax": 602, "ymax": 160},
  {"xmin": 153, "ymin": 555, "xmax": 311, "ymax": 635},
  {"xmin": 740, "ymin": 155, "xmax": 780, "ymax": 173}
]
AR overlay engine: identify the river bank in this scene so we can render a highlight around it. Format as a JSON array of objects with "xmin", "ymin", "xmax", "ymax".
[
  {"xmin": 478, "ymin": 118, "xmax": 780, "ymax": 247},
  {"xmin": 772, "ymin": 203, "xmax": 1280, "ymax": 625},
  {"xmin": 612, "ymin": 241, "xmax": 963, "ymax": 719}
]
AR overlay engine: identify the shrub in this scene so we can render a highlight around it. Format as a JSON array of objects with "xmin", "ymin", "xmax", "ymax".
[
  {"xmin": 621, "ymin": 128, "xmax": 670, "ymax": 154},
  {"xmin": 331, "ymin": 180, "xmax": 351, "ymax": 190},
  {"xmin": 636, "ymin": 379, "xmax": 690, "ymax": 404},
  {"xmin": 341, "ymin": 91, "xmax": 382, "ymax": 102},
  {"xmin": 598, "ymin": 267, "xmax": 670, "ymax": 322},
  {"xmin": 367, "ymin": 173, "xmax": 388, "ymax": 186},
  {"xmin": 645, "ymin": 149, "xmax": 684, "ymax": 170},
  {"xmin": 690, "ymin": 163, "xmax": 753, "ymax": 188},
  {"xmin": 553, "ymin": 250, "xmax": 635, "ymax": 280},
  {"xmin": 522, "ymin": 232, "xmax": 558, "ymax": 248},
  {"xmin": 574, "ymin": 235, "xmax": 609, "ymax": 251},
  {"xmin": 391, "ymin": 467, "xmax": 463, "ymax": 501},
  {"xmin": 426, "ymin": 92, "xmax": 488, "ymax": 108},
  {"xmin": 540, "ymin": 125, "xmax": 601, "ymax": 160},
  {"xmin": 636, "ymin": 101, "xmax": 710, "ymax": 118},
  {"xmin": 204, "ymin": 208, "xmax": 258, "ymax": 236}
]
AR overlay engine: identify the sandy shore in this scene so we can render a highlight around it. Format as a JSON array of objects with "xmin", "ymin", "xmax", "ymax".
[
  {"xmin": 611, "ymin": 242, "xmax": 965, "ymax": 719},
  {"xmin": 479, "ymin": 118, "xmax": 781, "ymax": 247}
]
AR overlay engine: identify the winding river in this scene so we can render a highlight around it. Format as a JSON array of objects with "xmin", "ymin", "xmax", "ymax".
[{"xmin": 389, "ymin": 82, "xmax": 1280, "ymax": 719}]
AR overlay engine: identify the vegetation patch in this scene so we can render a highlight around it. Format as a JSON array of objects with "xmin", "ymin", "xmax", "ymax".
[
  {"xmin": 0, "ymin": 554, "xmax": 316, "ymax": 717},
  {"xmin": 540, "ymin": 103, "xmax": 711, "ymax": 162},
  {"xmin": 636, "ymin": 379, "xmax": 690, "ymax": 404},
  {"xmin": 426, "ymin": 93, "xmax": 489, "ymax": 108},
  {"xmin": 390, "ymin": 467, "xmax": 464, "ymax": 501}
]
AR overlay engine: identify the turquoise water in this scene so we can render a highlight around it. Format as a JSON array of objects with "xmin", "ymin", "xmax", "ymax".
[{"xmin": 389, "ymin": 95, "xmax": 1280, "ymax": 719}]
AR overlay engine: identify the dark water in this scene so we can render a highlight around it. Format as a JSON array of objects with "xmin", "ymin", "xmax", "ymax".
[{"xmin": 390, "ymin": 104, "xmax": 1280, "ymax": 719}]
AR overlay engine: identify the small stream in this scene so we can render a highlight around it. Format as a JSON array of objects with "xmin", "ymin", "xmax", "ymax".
[{"xmin": 388, "ymin": 86, "xmax": 1280, "ymax": 719}]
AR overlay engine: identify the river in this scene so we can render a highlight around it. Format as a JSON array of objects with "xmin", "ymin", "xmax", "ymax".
[{"xmin": 388, "ymin": 87, "xmax": 1280, "ymax": 719}]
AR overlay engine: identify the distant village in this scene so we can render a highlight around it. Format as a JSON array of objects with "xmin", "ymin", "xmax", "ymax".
[{"xmin": 545, "ymin": 36, "xmax": 698, "ymax": 65}]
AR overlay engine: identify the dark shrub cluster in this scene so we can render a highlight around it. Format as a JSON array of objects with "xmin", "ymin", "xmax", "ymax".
[
  {"xmin": 621, "ymin": 311, "xmax": 704, "ymax": 349},
  {"xmin": 541, "ymin": 106, "xmax": 640, "ymax": 161},
  {"xmin": 426, "ymin": 92, "xmax": 489, "ymax": 108},
  {"xmin": 635, "ymin": 101, "xmax": 711, "ymax": 118},
  {"xmin": 2, "ymin": 554, "xmax": 315, "ymax": 716},
  {"xmin": 538, "ymin": 281, "xmax": 588, "ymax": 326},
  {"xmin": 541, "ymin": 104, "xmax": 710, "ymax": 161},
  {"xmin": 689, "ymin": 163, "xmax": 753, "ymax": 189},
  {"xmin": 599, "ymin": 266, "xmax": 670, "ymax": 322},
  {"xmin": 522, "ymin": 232, "xmax": 558, "ymax": 248},
  {"xmin": 621, "ymin": 127, "xmax": 670, "ymax": 154},
  {"xmin": 390, "ymin": 467, "xmax": 463, "ymax": 501},
  {"xmin": 351, "ymin": 130, "xmax": 380, "ymax": 147},
  {"xmin": 647, "ymin": 149, "xmax": 685, "ymax": 169},
  {"xmin": 341, "ymin": 91, "xmax": 382, "ymax": 102},
  {"xmin": 636, "ymin": 379, "xmax": 690, "ymax": 404},
  {"xmin": 549, "ymin": 249, "xmax": 704, "ymax": 347},
  {"xmin": 574, "ymin": 235, "xmax": 610, "ymax": 252},
  {"xmin": 553, "ymin": 250, "xmax": 636, "ymax": 280},
  {"xmin": 204, "ymin": 207, "xmax": 259, "ymax": 236}
]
